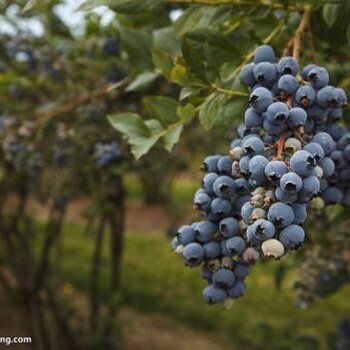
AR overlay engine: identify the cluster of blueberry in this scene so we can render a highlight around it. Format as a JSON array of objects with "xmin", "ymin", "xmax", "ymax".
[
  {"xmin": 293, "ymin": 246, "xmax": 348, "ymax": 308},
  {"xmin": 93, "ymin": 141, "xmax": 123, "ymax": 168},
  {"xmin": 171, "ymin": 44, "xmax": 349, "ymax": 304},
  {"xmin": 0, "ymin": 116, "xmax": 43, "ymax": 177}
]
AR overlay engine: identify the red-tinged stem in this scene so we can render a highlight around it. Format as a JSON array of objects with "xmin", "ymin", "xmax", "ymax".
[
  {"xmin": 292, "ymin": 5, "xmax": 313, "ymax": 62},
  {"xmin": 274, "ymin": 131, "xmax": 289, "ymax": 160},
  {"xmin": 282, "ymin": 37, "xmax": 294, "ymax": 57}
]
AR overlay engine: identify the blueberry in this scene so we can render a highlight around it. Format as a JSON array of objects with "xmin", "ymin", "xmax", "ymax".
[
  {"xmin": 302, "ymin": 63, "xmax": 317, "ymax": 80},
  {"xmin": 275, "ymin": 187, "xmax": 298, "ymax": 204},
  {"xmin": 226, "ymin": 236, "xmax": 246, "ymax": 255},
  {"xmin": 182, "ymin": 242, "xmax": 204, "ymax": 266},
  {"xmin": 194, "ymin": 221, "xmax": 217, "ymax": 243},
  {"xmin": 322, "ymin": 186, "xmax": 343, "ymax": 204},
  {"xmin": 244, "ymin": 108, "xmax": 263, "ymax": 128},
  {"xmin": 277, "ymin": 56, "xmax": 299, "ymax": 76},
  {"xmin": 319, "ymin": 157, "xmax": 335, "ymax": 178},
  {"xmin": 243, "ymin": 136, "xmax": 265, "ymax": 156},
  {"xmin": 213, "ymin": 175, "xmax": 237, "ymax": 198},
  {"xmin": 279, "ymin": 225, "xmax": 305, "ymax": 250},
  {"xmin": 203, "ymin": 242, "xmax": 221, "ymax": 259},
  {"xmin": 217, "ymin": 155, "xmax": 233, "ymax": 175},
  {"xmin": 219, "ymin": 217, "xmax": 240, "ymax": 238},
  {"xmin": 202, "ymin": 172, "xmax": 219, "ymax": 194},
  {"xmin": 239, "ymin": 63, "xmax": 256, "ymax": 87},
  {"xmin": 295, "ymin": 85, "xmax": 316, "ymax": 107},
  {"xmin": 267, "ymin": 202, "xmax": 294, "ymax": 228},
  {"xmin": 290, "ymin": 150, "xmax": 316, "ymax": 177},
  {"xmin": 266, "ymin": 102, "xmax": 290, "ymax": 123},
  {"xmin": 227, "ymin": 280, "xmax": 245, "ymax": 298},
  {"xmin": 177, "ymin": 225, "xmax": 196, "ymax": 245},
  {"xmin": 212, "ymin": 268, "xmax": 236, "ymax": 288},
  {"xmin": 312, "ymin": 132, "xmax": 334, "ymax": 155},
  {"xmin": 254, "ymin": 44, "xmax": 275, "ymax": 64},
  {"xmin": 303, "ymin": 142, "xmax": 325, "ymax": 161},
  {"xmin": 233, "ymin": 262, "xmax": 250, "ymax": 279},
  {"xmin": 291, "ymin": 203, "xmax": 307, "ymax": 224},
  {"xmin": 194, "ymin": 190, "xmax": 211, "ymax": 211},
  {"xmin": 253, "ymin": 62, "xmax": 277, "ymax": 85},
  {"xmin": 280, "ymin": 172, "xmax": 303, "ymax": 193},
  {"xmin": 308, "ymin": 66, "xmax": 329, "ymax": 90},
  {"xmin": 241, "ymin": 201, "xmax": 254, "ymax": 224},
  {"xmin": 264, "ymin": 160, "xmax": 288, "ymax": 183},
  {"xmin": 203, "ymin": 284, "xmax": 227, "ymax": 304},
  {"xmin": 278, "ymin": 75, "xmax": 299, "ymax": 96},
  {"xmin": 210, "ymin": 198, "xmax": 232, "ymax": 217},
  {"xmin": 249, "ymin": 87, "xmax": 273, "ymax": 113}
]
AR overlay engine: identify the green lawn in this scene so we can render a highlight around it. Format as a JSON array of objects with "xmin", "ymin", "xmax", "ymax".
[{"xmin": 60, "ymin": 222, "xmax": 350, "ymax": 350}]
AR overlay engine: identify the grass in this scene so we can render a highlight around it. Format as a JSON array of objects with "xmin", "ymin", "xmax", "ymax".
[
  {"xmin": 123, "ymin": 172, "xmax": 199, "ymax": 203},
  {"xmin": 59, "ymin": 222, "xmax": 350, "ymax": 350}
]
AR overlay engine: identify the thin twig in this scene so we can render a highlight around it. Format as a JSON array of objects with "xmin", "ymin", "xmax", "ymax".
[
  {"xmin": 292, "ymin": 5, "xmax": 313, "ymax": 62},
  {"xmin": 282, "ymin": 37, "xmax": 294, "ymax": 57},
  {"xmin": 35, "ymin": 79, "xmax": 128, "ymax": 125},
  {"xmin": 224, "ymin": 20, "xmax": 285, "ymax": 83},
  {"xmin": 211, "ymin": 84, "xmax": 248, "ymax": 97},
  {"xmin": 307, "ymin": 29, "xmax": 317, "ymax": 63},
  {"xmin": 165, "ymin": 0, "xmax": 295, "ymax": 10}
]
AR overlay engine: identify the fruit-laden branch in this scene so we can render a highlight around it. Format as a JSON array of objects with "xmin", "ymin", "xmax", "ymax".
[{"xmin": 35, "ymin": 79, "xmax": 128, "ymax": 125}]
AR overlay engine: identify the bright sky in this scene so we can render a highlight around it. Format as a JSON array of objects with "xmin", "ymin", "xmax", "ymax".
[
  {"xmin": 0, "ymin": 0, "xmax": 116, "ymax": 37},
  {"xmin": 0, "ymin": 1, "xmax": 183, "ymax": 37}
]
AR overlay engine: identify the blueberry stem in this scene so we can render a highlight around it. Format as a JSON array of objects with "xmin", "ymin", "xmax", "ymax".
[
  {"xmin": 211, "ymin": 84, "xmax": 249, "ymax": 97},
  {"xmin": 274, "ymin": 130, "xmax": 290, "ymax": 160},
  {"xmin": 292, "ymin": 5, "xmax": 313, "ymax": 62},
  {"xmin": 306, "ymin": 29, "xmax": 318, "ymax": 64},
  {"xmin": 224, "ymin": 20, "xmax": 285, "ymax": 83}
]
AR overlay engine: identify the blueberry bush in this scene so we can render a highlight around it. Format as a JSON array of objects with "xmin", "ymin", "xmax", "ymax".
[
  {"xmin": 80, "ymin": 0, "xmax": 350, "ymax": 332},
  {"xmin": 77, "ymin": 0, "xmax": 350, "ymax": 305},
  {"xmin": 1, "ymin": 0, "xmax": 350, "ymax": 348}
]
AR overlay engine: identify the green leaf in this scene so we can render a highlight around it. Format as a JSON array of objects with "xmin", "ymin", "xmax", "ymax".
[
  {"xmin": 177, "ymin": 103, "xmax": 196, "ymax": 122},
  {"xmin": 21, "ymin": 0, "xmax": 36, "ymax": 14},
  {"xmin": 163, "ymin": 124, "xmax": 183, "ymax": 152},
  {"xmin": 215, "ymin": 96, "xmax": 246, "ymax": 130},
  {"xmin": 108, "ymin": 113, "xmax": 150, "ymax": 137},
  {"xmin": 173, "ymin": 7, "xmax": 204, "ymax": 38},
  {"xmin": 153, "ymin": 27, "xmax": 180, "ymax": 54},
  {"xmin": 170, "ymin": 64, "xmax": 190, "ymax": 85},
  {"xmin": 179, "ymin": 86, "xmax": 200, "ymax": 101},
  {"xmin": 325, "ymin": 205, "xmax": 347, "ymax": 222},
  {"xmin": 143, "ymin": 96, "xmax": 179, "ymax": 124},
  {"xmin": 108, "ymin": 113, "xmax": 159, "ymax": 159},
  {"xmin": 198, "ymin": 93, "xmax": 222, "ymax": 130},
  {"xmin": 181, "ymin": 39, "xmax": 208, "ymax": 83},
  {"xmin": 323, "ymin": 4, "xmax": 342, "ymax": 27},
  {"xmin": 120, "ymin": 27, "xmax": 153, "ymax": 69},
  {"xmin": 185, "ymin": 28, "xmax": 241, "ymax": 62},
  {"xmin": 151, "ymin": 49, "xmax": 174, "ymax": 80},
  {"xmin": 347, "ymin": 23, "xmax": 350, "ymax": 45},
  {"xmin": 144, "ymin": 119, "xmax": 163, "ymax": 133},
  {"xmin": 125, "ymin": 72, "xmax": 158, "ymax": 92}
]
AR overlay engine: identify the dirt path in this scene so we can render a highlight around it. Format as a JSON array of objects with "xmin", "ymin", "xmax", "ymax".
[
  {"xmin": 0, "ymin": 286, "xmax": 230, "ymax": 350},
  {"xmin": 119, "ymin": 307, "xmax": 230, "ymax": 350},
  {"xmin": 23, "ymin": 197, "xmax": 173, "ymax": 235}
]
